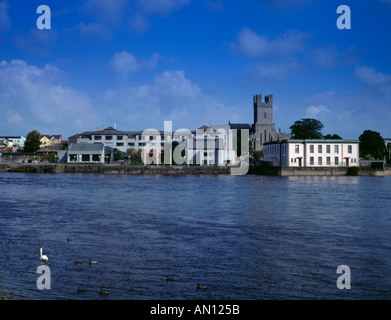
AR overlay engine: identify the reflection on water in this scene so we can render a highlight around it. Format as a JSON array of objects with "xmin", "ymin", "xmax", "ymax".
[{"xmin": 0, "ymin": 173, "xmax": 391, "ymax": 299}]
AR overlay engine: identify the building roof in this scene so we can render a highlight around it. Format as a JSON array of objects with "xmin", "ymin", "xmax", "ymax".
[
  {"xmin": 0, "ymin": 136, "xmax": 25, "ymax": 139},
  {"xmin": 228, "ymin": 123, "xmax": 252, "ymax": 130},
  {"xmin": 42, "ymin": 134, "xmax": 62, "ymax": 139},
  {"xmin": 264, "ymin": 139, "xmax": 360, "ymax": 145},
  {"xmin": 69, "ymin": 143, "xmax": 104, "ymax": 153}
]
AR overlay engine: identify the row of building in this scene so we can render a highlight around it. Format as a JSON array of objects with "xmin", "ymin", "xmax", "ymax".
[
  {"xmin": 61, "ymin": 93, "xmax": 362, "ymax": 168},
  {"xmin": 2, "ymin": 93, "xmax": 391, "ymax": 167},
  {"xmin": 0, "ymin": 135, "xmax": 63, "ymax": 152}
]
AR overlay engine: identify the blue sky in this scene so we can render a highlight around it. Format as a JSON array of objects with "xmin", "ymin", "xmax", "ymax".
[{"xmin": 0, "ymin": 0, "xmax": 391, "ymax": 139}]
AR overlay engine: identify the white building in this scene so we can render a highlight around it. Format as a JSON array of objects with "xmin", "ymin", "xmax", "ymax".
[
  {"xmin": 75, "ymin": 125, "xmax": 238, "ymax": 166},
  {"xmin": 263, "ymin": 139, "xmax": 360, "ymax": 167},
  {"xmin": 185, "ymin": 125, "xmax": 237, "ymax": 166},
  {"xmin": 67, "ymin": 143, "xmax": 105, "ymax": 164}
]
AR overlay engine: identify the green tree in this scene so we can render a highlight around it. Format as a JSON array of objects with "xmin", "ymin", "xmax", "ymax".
[
  {"xmin": 114, "ymin": 151, "xmax": 123, "ymax": 161},
  {"xmin": 323, "ymin": 133, "xmax": 343, "ymax": 139},
  {"xmin": 127, "ymin": 148, "xmax": 142, "ymax": 163},
  {"xmin": 290, "ymin": 118, "xmax": 324, "ymax": 139},
  {"xmin": 24, "ymin": 130, "xmax": 41, "ymax": 153},
  {"xmin": 359, "ymin": 130, "xmax": 386, "ymax": 160}
]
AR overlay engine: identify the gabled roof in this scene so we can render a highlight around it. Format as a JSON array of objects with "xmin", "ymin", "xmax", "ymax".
[
  {"xmin": 229, "ymin": 123, "xmax": 252, "ymax": 130},
  {"xmin": 69, "ymin": 143, "xmax": 104, "ymax": 153}
]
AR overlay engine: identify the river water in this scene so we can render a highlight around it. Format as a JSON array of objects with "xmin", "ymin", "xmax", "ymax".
[{"xmin": 0, "ymin": 172, "xmax": 390, "ymax": 300}]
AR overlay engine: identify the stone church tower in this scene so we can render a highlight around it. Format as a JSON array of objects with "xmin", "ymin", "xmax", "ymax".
[{"xmin": 252, "ymin": 93, "xmax": 277, "ymax": 151}]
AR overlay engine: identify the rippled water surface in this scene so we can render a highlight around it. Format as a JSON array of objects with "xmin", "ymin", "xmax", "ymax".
[{"xmin": 1, "ymin": 172, "xmax": 391, "ymax": 299}]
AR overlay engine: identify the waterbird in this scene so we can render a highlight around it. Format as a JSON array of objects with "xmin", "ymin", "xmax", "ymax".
[
  {"xmin": 89, "ymin": 259, "xmax": 98, "ymax": 265},
  {"xmin": 74, "ymin": 260, "xmax": 82, "ymax": 264},
  {"xmin": 39, "ymin": 248, "xmax": 48, "ymax": 262},
  {"xmin": 66, "ymin": 237, "xmax": 72, "ymax": 241},
  {"xmin": 197, "ymin": 283, "xmax": 208, "ymax": 290},
  {"xmin": 166, "ymin": 276, "xmax": 176, "ymax": 281},
  {"xmin": 77, "ymin": 288, "xmax": 87, "ymax": 293},
  {"xmin": 99, "ymin": 289, "xmax": 109, "ymax": 295}
]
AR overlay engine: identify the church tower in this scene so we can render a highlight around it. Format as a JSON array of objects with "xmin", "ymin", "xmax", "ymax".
[{"xmin": 253, "ymin": 93, "xmax": 277, "ymax": 151}]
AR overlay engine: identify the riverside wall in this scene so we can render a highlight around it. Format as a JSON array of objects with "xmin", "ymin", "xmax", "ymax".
[
  {"xmin": 0, "ymin": 163, "xmax": 231, "ymax": 175},
  {"xmin": 0, "ymin": 163, "xmax": 390, "ymax": 176}
]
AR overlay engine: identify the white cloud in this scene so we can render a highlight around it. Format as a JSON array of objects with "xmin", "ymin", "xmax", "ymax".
[
  {"xmin": 109, "ymin": 51, "xmax": 161, "ymax": 77},
  {"xmin": 305, "ymin": 105, "xmax": 330, "ymax": 119},
  {"xmin": 233, "ymin": 27, "xmax": 309, "ymax": 58},
  {"xmin": 0, "ymin": 60, "xmax": 99, "ymax": 136},
  {"xmin": 141, "ymin": 52, "xmax": 161, "ymax": 69},
  {"xmin": 97, "ymin": 69, "xmax": 245, "ymax": 130},
  {"xmin": 353, "ymin": 65, "xmax": 391, "ymax": 88},
  {"xmin": 110, "ymin": 51, "xmax": 139, "ymax": 77},
  {"xmin": 0, "ymin": 0, "xmax": 10, "ymax": 32},
  {"xmin": 137, "ymin": 0, "xmax": 190, "ymax": 16}
]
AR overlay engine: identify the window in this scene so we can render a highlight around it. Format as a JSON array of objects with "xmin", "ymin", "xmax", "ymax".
[
  {"xmin": 117, "ymin": 136, "xmax": 123, "ymax": 140},
  {"xmin": 82, "ymin": 154, "xmax": 90, "ymax": 162},
  {"xmin": 106, "ymin": 136, "xmax": 112, "ymax": 140},
  {"xmin": 318, "ymin": 145, "xmax": 322, "ymax": 153},
  {"xmin": 116, "ymin": 143, "xmax": 124, "ymax": 147},
  {"xmin": 69, "ymin": 154, "xmax": 77, "ymax": 162},
  {"xmin": 94, "ymin": 135, "xmax": 102, "ymax": 140},
  {"xmin": 310, "ymin": 157, "xmax": 314, "ymax": 165},
  {"xmin": 335, "ymin": 145, "xmax": 339, "ymax": 154},
  {"xmin": 92, "ymin": 155, "xmax": 100, "ymax": 162},
  {"xmin": 138, "ymin": 142, "xmax": 145, "ymax": 147},
  {"xmin": 128, "ymin": 142, "xmax": 135, "ymax": 147},
  {"xmin": 348, "ymin": 145, "xmax": 352, "ymax": 154},
  {"xmin": 318, "ymin": 157, "xmax": 322, "ymax": 165},
  {"xmin": 149, "ymin": 136, "xmax": 154, "ymax": 141},
  {"xmin": 335, "ymin": 157, "xmax": 339, "ymax": 165},
  {"xmin": 326, "ymin": 157, "xmax": 331, "ymax": 165},
  {"xmin": 326, "ymin": 145, "xmax": 331, "ymax": 153},
  {"xmin": 295, "ymin": 145, "xmax": 299, "ymax": 154},
  {"xmin": 310, "ymin": 145, "xmax": 314, "ymax": 153},
  {"xmin": 204, "ymin": 152, "xmax": 208, "ymax": 156}
]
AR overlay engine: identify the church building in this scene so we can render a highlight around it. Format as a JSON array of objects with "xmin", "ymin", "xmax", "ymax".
[{"xmin": 229, "ymin": 93, "xmax": 290, "ymax": 152}]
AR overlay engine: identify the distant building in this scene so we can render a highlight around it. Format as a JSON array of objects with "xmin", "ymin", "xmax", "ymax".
[
  {"xmin": 185, "ymin": 125, "xmax": 236, "ymax": 166},
  {"xmin": 229, "ymin": 93, "xmax": 291, "ymax": 151},
  {"xmin": 0, "ymin": 137, "xmax": 12, "ymax": 148},
  {"xmin": 40, "ymin": 135, "xmax": 62, "ymax": 149},
  {"xmin": 67, "ymin": 143, "xmax": 105, "ymax": 164},
  {"xmin": 77, "ymin": 126, "xmax": 187, "ymax": 153},
  {"xmin": 0, "ymin": 136, "xmax": 26, "ymax": 148},
  {"xmin": 263, "ymin": 139, "xmax": 360, "ymax": 167},
  {"xmin": 68, "ymin": 134, "xmax": 80, "ymax": 147}
]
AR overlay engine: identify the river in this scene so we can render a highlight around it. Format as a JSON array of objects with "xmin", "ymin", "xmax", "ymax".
[{"xmin": 0, "ymin": 173, "xmax": 390, "ymax": 300}]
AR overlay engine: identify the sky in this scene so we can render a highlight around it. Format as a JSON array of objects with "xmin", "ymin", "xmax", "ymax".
[{"xmin": 0, "ymin": 0, "xmax": 391, "ymax": 139}]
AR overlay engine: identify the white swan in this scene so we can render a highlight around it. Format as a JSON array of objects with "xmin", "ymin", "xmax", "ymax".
[{"xmin": 39, "ymin": 248, "xmax": 48, "ymax": 262}]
